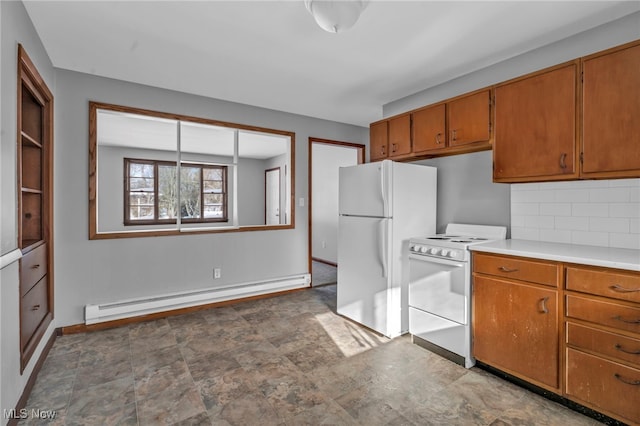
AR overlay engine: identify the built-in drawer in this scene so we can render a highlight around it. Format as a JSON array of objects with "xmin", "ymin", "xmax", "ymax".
[
  {"xmin": 20, "ymin": 276, "xmax": 49, "ymax": 348},
  {"xmin": 473, "ymin": 253, "xmax": 559, "ymax": 287},
  {"xmin": 566, "ymin": 347, "xmax": 640, "ymax": 424},
  {"xmin": 20, "ymin": 243, "xmax": 46, "ymax": 297},
  {"xmin": 567, "ymin": 322, "xmax": 640, "ymax": 367},
  {"xmin": 566, "ymin": 266, "xmax": 640, "ymax": 304},
  {"xmin": 566, "ymin": 294, "xmax": 640, "ymax": 334}
]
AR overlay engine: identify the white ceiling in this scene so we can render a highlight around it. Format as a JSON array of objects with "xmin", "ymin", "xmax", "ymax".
[
  {"xmin": 24, "ymin": 1, "xmax": 640, "ymax": 127},
  {"xmin": 97, "ymin": 109, "xmax": 289, "ymax": 159}
]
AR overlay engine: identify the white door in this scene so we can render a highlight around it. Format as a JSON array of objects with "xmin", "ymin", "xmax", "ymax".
[
  {"xmin": 339, "ymin": 160, "xmax": 391, "ymax": 218},
  {"xmin": 337, "ymin": 215, "xmax": 393, "ymax": 336},
  {"xmin": 265, "ymin": 167, "xmax": 280, "ymax": 225}
]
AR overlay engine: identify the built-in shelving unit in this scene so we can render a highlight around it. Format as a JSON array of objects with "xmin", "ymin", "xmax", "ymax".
[{"xmin": 17, "ymin": 44, "xmax": 54, "ymax": 372}]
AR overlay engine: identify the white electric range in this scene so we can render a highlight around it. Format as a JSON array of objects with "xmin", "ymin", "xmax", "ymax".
[{"xmin": 408, "ymin": 223, "xmax": 507, "ymax": 368}]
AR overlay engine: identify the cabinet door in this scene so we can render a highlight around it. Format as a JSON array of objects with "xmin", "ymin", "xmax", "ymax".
[
  {"xmin": 582, "ymin": 42, "xmax": 640, "ymax": 178},
  {"xmin": 473, "ymin": 275, "xmax": 559, "ymax": 390},
  {"xmin": 448, "ymin": 90, "xmax": 491, "ymax": 147},
  {"xmin": 388, "ymin": 114, "xmax": 411, "ymax": 157},
  {"xmin": 370, "ymin": 121, "xmax": 388, "ymax": 162},
  {"xmin": 494, "ymin": 63, "xmax": 578, "ymax": 182},
  {"xmin": 412, "ymin": 104, "xmax": 446, "ymax": 153}
]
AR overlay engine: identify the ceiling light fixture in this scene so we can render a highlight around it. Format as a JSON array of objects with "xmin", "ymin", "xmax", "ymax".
[{"xmin": 304, "ymin": 0, "xmax": 369, "ymax": 34}]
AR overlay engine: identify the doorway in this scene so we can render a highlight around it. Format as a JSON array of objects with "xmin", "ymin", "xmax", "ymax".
[
  {"xmin": 265, "ymin": 167, "xmax": 281, "ymax": 225},
  {"xmin": 308, "ymin": 138, "xmax": 364, "ymax": 286}
]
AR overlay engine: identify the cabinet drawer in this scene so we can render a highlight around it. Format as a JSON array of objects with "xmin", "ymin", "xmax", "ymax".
[
  {"xmin": 566, "ymin": 348, "xmax": 640, "ymax": 424},
  {"xmin": 473, "ymin": 253, "xmax": 559, "ymax": 287},
  {"xmin": 20, "ymin": 243, "xmax": 46, "ymax": 296},
  {"xmin": 20, "ymin": 276, "xmax": 49, "ymax": 348},
  {"xmin": 566, "ymin": 294, "xmax": 640, "ymax": 334},
  {"xmin": 567, "ymin": 266, "xmax": 640, "ymax": 304},
  {"xmin": 567, "ymin": 322, "xmax": 640, "ymax": 367}
]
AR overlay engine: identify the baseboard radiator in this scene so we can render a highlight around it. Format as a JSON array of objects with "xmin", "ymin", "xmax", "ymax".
[{"xmin": 85, "ymin": 273, "xmax": 311, "ymax": 325}]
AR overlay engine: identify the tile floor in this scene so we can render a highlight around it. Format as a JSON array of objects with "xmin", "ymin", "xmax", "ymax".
[
  {"xmin": 20, "ymin": 284, "xmax": 600, "ymax": 426},
  {"xmin": 311, "ymin": 260, "xmax": 337, "ymax": 286}
]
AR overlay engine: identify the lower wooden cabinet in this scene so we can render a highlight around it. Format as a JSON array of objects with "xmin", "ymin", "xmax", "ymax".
[
  {"xmin": 473, "ymin": 262, "xmax": 559, "ymax": 390},
  {"xmin": 564, "ymin": 264, "xmax": 640, "ymax": 425},
  {"xmin": 473, "ymin": 253, "xmax": 640, "ymax": 425},
  {"xmin": 566, "ymin": 348, "xmax": 640, "ymax": 424}
]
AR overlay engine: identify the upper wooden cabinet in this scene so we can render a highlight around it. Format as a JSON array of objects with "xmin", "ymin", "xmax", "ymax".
[
  {"xmin": 369, "ymin": 113, "xmax": 413, "ymax": 161},
  {"xmin": 368, "ymin": 39, "xmax": 639, "ymax": 180},
  {"xmin": 493, "ymin": 62, "xmax": 578, "ymax": 182},
  {"xmin": 448, "ymin": 90, "xmax": 491, "ymax": 147},
  {"xmin": 369, "ymin": 120, "xmax": 388, "ymax": 162},
  {"xmin": 412, "ymin": 90, "xmax": 491, "ymax": 154},
  {"xmin": 371, "ymin": 88, "xmax": 492, "ymax": 162},
  {"xmin": 581, "ymin": 41, "xmax": 640, "ymax": 179},
  {"xmin": 412, "ymin": 103, "xmax": 445, "ymax": 154},
  {"xmin": 388, "ymin": 114, "xmax": 411, "ymax": 158}
]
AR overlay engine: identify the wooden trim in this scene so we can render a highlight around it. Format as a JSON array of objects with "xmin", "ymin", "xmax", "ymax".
[
  {"xmin": 60, "ymin": 287, "xmax": 307, "ymax": 335},
  {"xmin": 89, "ymin": 101, "xmax": 295, "ymax": 138},
  {"xmin": 89, "ymin": 101, "xmax": 295, "ymax": 239},
  {"xmin": 312, "ymin": 257, "xmax": 337, "ymax": 267},
  {"xmin": 8, "ymin": 330, "xmax": 57, "ymax": 426},
  {"xmin": 123, "ymin": 158, "xmax": 229, "ymax": 225},
  {"xmin": 307, "ymin": 137, "xmax": 365, "ymax": 281}
]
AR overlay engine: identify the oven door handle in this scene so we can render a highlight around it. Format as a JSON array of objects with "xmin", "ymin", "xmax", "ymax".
[
  {"xmin": 379, "ymin": 219, "xmax": 388, "ymax": 279},
  {"xmin": 409, "ymin": 253, "xmax": 465, "ymax": 268}
]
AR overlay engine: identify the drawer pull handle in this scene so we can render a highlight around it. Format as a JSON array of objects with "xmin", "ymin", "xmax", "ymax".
[
  {"xmin": 31, "ymin": 264, "xmax": 40, "ymax": 269},
  {"xmin": 614, "ymin": 373, "xmax": 640, "ymax": 386},
  {"xmin": 31, "ymin": 304, "xmax": 40, "ymax": 311},
  {"xmin": 539, "ymin": 297, "xmax": 549, "ymax": 314},
  {"xmin": 615, "ymin": 344, "xmax": 640, "ymax": 355},
  {"xmin": 499, "ymin": 266, "xmax": 519, "ymax": 273},
  {"xmin": 610, "ymin": 284, "xmax": 640, "ymax": 293},
  {"xmin": 613, "ymin": 315, "xmax": 640, "ymax": 324}
]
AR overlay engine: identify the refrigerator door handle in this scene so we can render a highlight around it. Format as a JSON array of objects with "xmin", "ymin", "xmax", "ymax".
[
  {"xmin": 379, "ymin": 164, "xmax": 387, "ymax": 216},
  {"xmin": 378, "ymin": 219, "xmax": 388, "ymax": 278}
]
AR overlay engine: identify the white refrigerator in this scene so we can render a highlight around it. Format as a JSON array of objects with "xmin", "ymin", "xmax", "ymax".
[{"xmin": 337, "ymin": 160, "xmax": 437, "ymax": 338}]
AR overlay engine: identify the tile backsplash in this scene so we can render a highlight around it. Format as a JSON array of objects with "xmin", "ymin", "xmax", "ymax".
[{"xmin": 511, "ymin": 179, "xmax": 640, "ymax": 249}]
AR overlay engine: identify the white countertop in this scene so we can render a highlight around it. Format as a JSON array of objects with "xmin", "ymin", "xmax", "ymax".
[{"xmin": 470, "ymin": 239, "xmax": 640, "ymax": 272}]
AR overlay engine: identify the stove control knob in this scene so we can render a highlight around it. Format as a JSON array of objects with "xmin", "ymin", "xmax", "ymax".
[
  {"xmin": 441, "ymin": 249, "xmax": 449, "ymax": 257},
  {"xmin": 429, "ymin": 247, "xmax": 439, "ymax": 255},
  {"xmin": 449, "ymin": 250, "xmax": 459, "ymax": 259},
  {"xmin": 420, "ymin": 246, "xmax": 428, "ymax": 253}
]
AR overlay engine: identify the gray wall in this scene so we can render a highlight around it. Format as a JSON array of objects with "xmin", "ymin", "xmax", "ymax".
[
  {"xmin": 386, "ymin": 12, "xmax": 640, "ymax": 234},
  {"xmin": 1, "ymin": 0, "xmax": 57, "ymax": 417},
  {"xmin": 54, "ymin": 68, "xmax": 367, "ymax": 327},
  {"xmin": 412, "ymin": 151, "xmax": 510, "ymax": 235}
]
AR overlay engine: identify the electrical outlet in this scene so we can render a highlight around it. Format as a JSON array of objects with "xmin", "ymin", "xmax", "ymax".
[{"xmin": 213, "ymin": 268, "xmax": 221, "ymax": 279}]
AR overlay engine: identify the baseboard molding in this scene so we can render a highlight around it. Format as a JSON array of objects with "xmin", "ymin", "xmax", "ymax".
[
  {"xmin": 7, "ymin": 330, "xmax": 57, "ymax": 426},
  {"xmin": 62, "ymin": 286, "xmax": 306, "ymax": 335},
  {"xmin": 312, "ymin": 257, "xmax": 337, "ymax": 267}
]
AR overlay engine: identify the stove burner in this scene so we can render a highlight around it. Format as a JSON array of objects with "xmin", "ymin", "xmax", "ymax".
[
  {"xmin": 467, "ymin": 237, "xmax": 488, "ymax": 241},
  {"xmin": 427, "ymin": 237, "xmax": 450, "ymax": 240},
  {"xmin": 450, "ymin": 239, "xmax": 472, "ymax": 243}
]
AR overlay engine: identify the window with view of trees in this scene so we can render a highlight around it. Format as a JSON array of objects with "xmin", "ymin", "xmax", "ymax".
[{"xmin": 125, "ymin": 158, "xmax": 227, "ymax": 225}]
